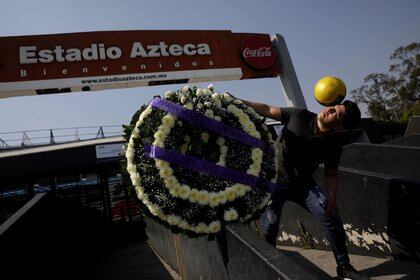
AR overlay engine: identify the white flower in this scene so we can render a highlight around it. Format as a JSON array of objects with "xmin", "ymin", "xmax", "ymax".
[
  {"xmin": 196, "ymin": 191, "xmax": 210, "ymax": 205},
  {"xmin": 204, "ymin": 102, "xmax": 212, "ymax": 108},
  {"xmin": 195, "ymin": 223, "xmax": 207, "ymax": 233},
  {"xmin": 126, "ymin": 152, "xmax": 134, "ymax": 163},
  {"xmin": 218, "ymin": 191, "xmax": 228, "ymax": 204},
  {"xmin": 239, "ymin": 114, "xmax": 248, "ymax": 123},
  {"xmin": 155, "ymin": 159, "xmax": 169, "ymax": 169},
  {"xmin": 126, "ymin": 163, "xmax": 136, "ymax": 173},
  {"xmin": 244, "ymin": 122, "xmax": 255, "ymax": 132},
  {"xmin": 250, "ymin": 131, "xmax": 261, "ymax": 138},
  {"xmin": 208, "ymin": 221, "xmax": 221, "ymax": 232},
  {"xmin": 182, "ymin": 86, "xmax": 190, "ymax": 93},
  {"xmin": 135, "ymin": 186, "xmax": 144, "ymax": 199},
  {"xmin": 247, "ymin": 166, "xmax": 259, "ymax": 176},
  {"xmin": 224, "ymin": 208, "xmax": 238, "ymax": 221},
  {"xmin": 237, "ymin": 186, "xmax": 249, "ymax": 196},
  {"xmin": 148, "ymin": 204, "xmax": 161, "ymax": 216},
  {"xmin": 179, "ymin": 185, "xmax": 191, "ymax": 199},
  {"xmin": 204, "ymin": 109, "xmax": 214, "ymax": 118},
  {"xmin": 222, "ymin": 93, "xmax": 233, "ymax": 103},
  {"xmin": 130, "ymin": 173, "xmax": 140, "ymax": 185},
  {"xmin": 209, "ymin": 193, "xmax": 219, "ymax": 207},
  {"xmin": 160, "ymin": 124, "xmax": 171, "ymax": 135},
  {"xmin": 189, "ymin": 189, "xmax": 200, "ymax": 203},
  {"xmin": 251, "ymin": 153, "xmax": 263, "ymax": 163},
  {"xmin": 132, "ymin": 128, "xmax": 140, "ymax": 138},
  {"xmin": 227, "ymin": 104, "xmax": 237, "ymax": 113},
  {"xmin": 170, "ymin": 185, "xmax": 182, "ymax": 196},
  {"xmin": 184, "ymin": 103, "xmax": 193, "ymax": 109},
  {"xmin": 164, "ymin": 91, "xmax": 174, "ymax": 98},
  {"xmin": 253, "ymin": 148, "xmax": 263, "ymax": 157},
  {"xmin": 162, "ymin": 115, "xmax": 176, "ymax": 127},
  {"xmin": 153, "ymin": 131, "xmax": 166, "ymax": 146},
  {"xmin": 167, "ymin": 215, "xmax": 181, "ymax": 226},
  {"xmin": 164, "ymin": 176, "xmax": 178, "ymax": 188},
  {"xmin": 196, "ymin": 88, "xmax": 204, "ymax": 96},
  {"xmin": 216, "ymin": 159, "xmax": 226, "ymax": 167},
  {"xmin": 181, "ymin": 96, "xmax": 188, "ymax": 104},
  {"xmin": 211, "ymin": 93, "xmax": 221, "ymax": 100},
  {"xmin": 128, "ymin": 140, "xmax": 135, "ymax": 149},
  {"xmin": 226, "ymin": 188, "xmax": 237, "ymax": 201},
  {"xmin": 197, "ymin": 103, "xmax": 204, "ymax": 109},
  {"xmin": 159, "ymin": 166, "xmax": 173, "ymax": 178},
  {"xmin": 207, "ymin": 84, "xmax": 214, "ymax": 91}
]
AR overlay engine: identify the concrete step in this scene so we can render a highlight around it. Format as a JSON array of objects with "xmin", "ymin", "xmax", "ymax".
[{"xmin": 278, "ymin": 246, "xmax": 420, "ymax": 279}]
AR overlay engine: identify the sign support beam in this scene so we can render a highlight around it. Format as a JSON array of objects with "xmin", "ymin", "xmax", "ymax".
[{"xmin": 272, "ymin": 34, "xmax": 307, "ymax": 109}]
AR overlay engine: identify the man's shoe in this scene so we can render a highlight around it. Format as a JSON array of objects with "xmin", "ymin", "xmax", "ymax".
[{"xmin": 337, "ymin": 263, "xmax": 370, "ymax": 280}]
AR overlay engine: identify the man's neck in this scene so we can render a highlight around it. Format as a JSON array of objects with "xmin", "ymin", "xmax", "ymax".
[{"xmin": 316, "ymin": 117, "xmax": 332, "ymax": 136}]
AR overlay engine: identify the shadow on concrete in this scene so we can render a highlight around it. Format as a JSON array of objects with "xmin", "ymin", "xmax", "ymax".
[
  {"xmin": 357, "ymin": 260, "xmax": 420, "ymax": 280},
  {"xmin": 90, "ymin": 239, "xmax": 173, "ymax": 280},
  {"xmin": 278, "ymin": 249, "xmax": 334, "ymax": 279}
]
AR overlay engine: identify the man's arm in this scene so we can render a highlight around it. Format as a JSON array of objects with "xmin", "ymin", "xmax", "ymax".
[
  {"xmin": 324, "ymin": 167, "xmax": 339, "ymax": 217},
  {"xmin": 240, "ymin": 99, "xmax": 283, "ymax": 122}
]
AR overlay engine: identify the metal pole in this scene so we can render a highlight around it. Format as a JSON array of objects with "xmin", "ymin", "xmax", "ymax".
[
  {"xmin": 50, "ymin": 129, "xmax": 55, "ymax": 144},
  {"xmin": 272, "ymin": 34, "xmax": 307, "ymax": 108},
  {"xmin": 100, "ymin": 171, "xmax": 112, "ymax": 224},
  {"xmin": 96, "ymin": 127, "xmax": 105, "ymax": 139}
]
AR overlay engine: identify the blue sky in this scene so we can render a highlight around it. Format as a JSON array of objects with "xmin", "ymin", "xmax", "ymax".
[{"xmin": 0, "ymin": 0, "xmax": 419, "ymax": 137}]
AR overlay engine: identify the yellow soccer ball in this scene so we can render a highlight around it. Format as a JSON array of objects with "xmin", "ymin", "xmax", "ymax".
[{"xmin": 314, "ymin": 76, "xmax": 346, "ymax": 106}]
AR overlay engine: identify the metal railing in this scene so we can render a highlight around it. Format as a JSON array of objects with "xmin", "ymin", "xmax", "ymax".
[{"xmin": 0, "ymin": 125, "xmax": 123, "ymax": 150}]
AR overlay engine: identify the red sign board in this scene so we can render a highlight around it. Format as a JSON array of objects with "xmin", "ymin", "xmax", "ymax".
[{"xmin": 0, "ymin": 30, "xmax": 281, "ymax": 98}]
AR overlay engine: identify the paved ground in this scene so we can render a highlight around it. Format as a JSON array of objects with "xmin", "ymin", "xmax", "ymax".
[
  {"xmin": 278, "ymin": 246, "xmax": 420, "ymax": 280},
  {"xmin": 90, "ymin": 240, "xmax": 174, "ymax": 280}
]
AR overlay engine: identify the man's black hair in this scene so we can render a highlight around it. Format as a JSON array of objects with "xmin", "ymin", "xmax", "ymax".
[{"xmin": 341, "ymin": 100, "xmax": 361, "ymax": 129}]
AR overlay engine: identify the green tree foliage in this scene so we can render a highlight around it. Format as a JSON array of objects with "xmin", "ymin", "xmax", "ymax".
[{"xmin": 351, "ymin": 43, "xmax": 419, "ymax": 122}]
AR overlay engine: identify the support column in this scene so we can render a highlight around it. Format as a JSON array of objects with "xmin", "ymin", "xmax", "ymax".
[{"xmin": 272, "ymin": 34, "xmax": 307, "ymax": 108}]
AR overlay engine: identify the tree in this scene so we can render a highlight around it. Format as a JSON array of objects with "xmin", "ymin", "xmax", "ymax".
[{"xmin": 351, "ymin": 42, "xmax": 419, "ymax": 122}]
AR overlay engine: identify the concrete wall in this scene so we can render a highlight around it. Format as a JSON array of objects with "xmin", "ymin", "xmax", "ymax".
[
  {"xmin": 144, "ymin": 216, "xmax": 320, "ymax": 280},
  {"xmin": 277, "ymin": 168, "xmax": 394, "ymax": 258},
  {"xmin": 276, "ymin": 136, "xmax": 420, "ymax": 260},
  {"xmin": 339, "ymin": 143, "xmax": 420, "ymax": 180}
]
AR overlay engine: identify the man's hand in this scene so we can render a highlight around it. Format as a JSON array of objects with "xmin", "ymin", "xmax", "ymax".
[{"xmin": 325, "ymin": 194, "xmax": 338, "ymax": 217}]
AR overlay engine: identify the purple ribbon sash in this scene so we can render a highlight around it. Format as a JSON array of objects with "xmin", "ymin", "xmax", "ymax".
[
  {"xmin": 144, "ymin": 144, "xmax": 281, "ymax": 194},
  {"xmin": 149, "ymin": 98, "xmax": 274, "ymax": 154}
]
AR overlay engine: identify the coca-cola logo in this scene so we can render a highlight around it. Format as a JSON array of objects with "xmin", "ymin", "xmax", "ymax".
[{"xmin": 241, "ymin": 36, "xmax": 276, "ymax": 69}]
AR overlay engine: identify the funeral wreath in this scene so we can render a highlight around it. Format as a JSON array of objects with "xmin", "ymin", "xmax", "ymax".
[{"xmin": 123, "ymin": 85, "xmax": 279, "ymax": 236}]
